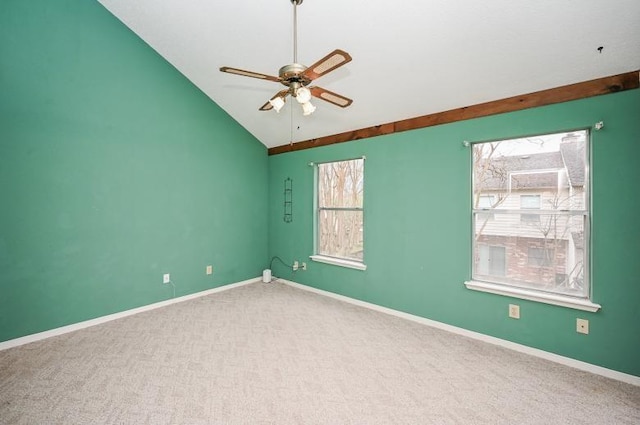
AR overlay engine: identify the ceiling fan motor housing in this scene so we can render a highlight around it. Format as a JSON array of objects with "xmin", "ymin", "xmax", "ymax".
[{"xmin": 279, "ymin": 63, "xmax": 311, "ymax": 92}]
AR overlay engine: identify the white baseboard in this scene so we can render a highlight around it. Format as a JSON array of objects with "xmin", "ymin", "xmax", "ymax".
[
  {"xmin": 0, "ymin": 277, "xmax": 261, "ymax": 351},
  {"xmin": 280, "ymin": 279, "xmax": 640, "ymax": 387},
  {"xmin": 6, "ymin": 277, "xmax": 637, "ymax": 386}
]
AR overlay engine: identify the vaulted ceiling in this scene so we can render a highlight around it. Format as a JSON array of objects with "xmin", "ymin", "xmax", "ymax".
[{"xmin": 98, "ymin": 0, "xmax": 640, "ymax": 149}]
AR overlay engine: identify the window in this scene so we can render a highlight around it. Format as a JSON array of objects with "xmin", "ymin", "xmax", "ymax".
[
  {"xmin": 477, "ymin": 245, "xmax": 506, "ymax": 276},
  {"xmin": 520, "ymin": 194, "xmax": 541, "ymax": 223},
  {"xmin": 467, "ymin": 130, "xmax": 597, "ymax": 311},
  {"xmin": 478, "ymin": 194, "xmax": 497, "ymax": 208},
  {"xmin": 476, "ymin": 194, "xmax": 496, "ymax": 220},
  {"xmin": 311, "ymin": 158, "xmax": 365, "ymax": 270},
  {"xmin": 528, "ymin": 247, "xmax": 554, "ymax": 267}
]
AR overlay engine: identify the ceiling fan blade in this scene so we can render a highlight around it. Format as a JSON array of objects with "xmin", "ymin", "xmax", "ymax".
[
  {"xmin": 309, "ymin": 86, "xmax": 353, "ymax": 108},
  {"xmin": 220, "ymin": 66, "xmax": 281, "ymax": 82},
  {"xmin": 259, "ymin": 89, "xmax": 291, "ymax": 111},
  {"xmin": 301, "ymin": 49, "xmax": 352, "ymax": 81}
]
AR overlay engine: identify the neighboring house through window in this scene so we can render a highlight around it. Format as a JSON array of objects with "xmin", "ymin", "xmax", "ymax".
[
  {"xmin": 468, "ymin": 130, "xmax": 592, "ymax": 306},
  {"xmin": 520, "ymin": 194, "xmax": 541, "ymax": 223},
  {"xmin": 477, "ymin": 245, "xmax": 506, "ymax": 276},
  {"xmin": 477, "ymin": 194, "xmax": 496, "ymax": 221},
  {"xmin": 310, "ymin": 158, "xmax": 365, "ymax": 270},
  {"xmin": 528, "ymin": 247, "xmax": 554, "ymax": 267}
]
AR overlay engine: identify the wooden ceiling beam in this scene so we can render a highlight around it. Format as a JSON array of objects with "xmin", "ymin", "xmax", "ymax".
[{"xmin": 268, "ymin": 70, "xmax": 639, "ymax": 156}]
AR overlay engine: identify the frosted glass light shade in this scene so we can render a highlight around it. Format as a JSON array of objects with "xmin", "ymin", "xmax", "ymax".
[
  {"xmin": 269, "ymin": 96, "xmax": 285, "ymax": 113},
  {"xmin": 302, "ymin": 101, "xmax": 316, "ymax": 116},
  {"xmin": 296, "ymin": 86, "xmax": 311, "ymax": 104}
]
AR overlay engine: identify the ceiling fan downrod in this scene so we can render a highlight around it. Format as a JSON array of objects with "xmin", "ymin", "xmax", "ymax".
[
  {"xmin": 292, "ymin": 0, "xmax": 303, "ymax": 64},
  {"xmin": 219, "ymin": 0, "xmax": 353, "ymax": 114}
]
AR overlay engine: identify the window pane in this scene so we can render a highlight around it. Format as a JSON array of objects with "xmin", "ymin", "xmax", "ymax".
[
  {"xmin": 472, "ymin": 130, "xmax": 589, "ymax": 299},
  {"xmin": 318, "ymin": 209, "xmax": 363, "ymax": 261},
  {"xmin": 473, "ymin": 131, "xmax": 587, "ymax": 210},
  {"xmin": 474, "ymin": 212, "xmax": 586, "ymax": 297},
  {"xmin": 520, "ymin": 195, "xmax": 541, "ymax": 209},
  {"xmin": 318, "ymin": 159, "xmax": 364, "ymax": 208}
]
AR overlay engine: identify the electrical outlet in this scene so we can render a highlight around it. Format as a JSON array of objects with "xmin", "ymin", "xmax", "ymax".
[
  {"xmin": 508, "ymin": 304, "xmax": 520, "ymax": 319},
  {"xmin": 576, "ymin": 318, "xmax": 589, "ymax": 334},
  {"xmin": 163, "ymin": 273, "xmax": 171, "ymax": 284},
  {"xmin": 206, "ymin": 265, "xmax": 213, "ymax": 275},
  {"xmin": 293, "ymin": 261, "xmax": 299, "ymax": 271},
  {"xmin": 301, "ymin": 262, "xmax": 307, "ymax": 271}
]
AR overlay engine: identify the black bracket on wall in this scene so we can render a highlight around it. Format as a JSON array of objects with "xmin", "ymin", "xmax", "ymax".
[{"xmin": 284, "ymin": 177, "xmax": 293, "ymax": 223}]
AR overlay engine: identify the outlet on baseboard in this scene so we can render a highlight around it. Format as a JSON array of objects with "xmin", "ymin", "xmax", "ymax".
[{"xmin": 163, "ymin": 273, "xmax": 171, "ymax": 284}]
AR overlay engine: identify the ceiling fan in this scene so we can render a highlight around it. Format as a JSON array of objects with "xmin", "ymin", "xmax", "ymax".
[{"xmin": 219, "ymin": 0, "xmax": 353, "ymax": 116}]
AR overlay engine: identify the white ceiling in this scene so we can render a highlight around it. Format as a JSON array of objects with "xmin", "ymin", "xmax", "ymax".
[{"xmin": 98, "ymin": 0, "xmax": 640, "ymax": 149}]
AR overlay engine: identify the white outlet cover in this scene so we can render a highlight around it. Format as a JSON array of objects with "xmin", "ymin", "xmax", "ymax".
[
  {"xmin": 163, "ymin": 273, "xmax": 170, "ymax": 284},
  {"xmin": 206, "ymin": 265, "xmax": 213, "ymax": 275},
  {"xmin": 576, "ymin": 318, "xmax": 589, "ymax": 334},
  {"xmin": 509, "ymin": 304, "xmax": 520, "ymax": 319}
]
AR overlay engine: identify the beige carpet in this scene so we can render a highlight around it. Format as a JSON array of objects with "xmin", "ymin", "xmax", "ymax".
[{"xmin": 1, "ymin": 281, "xmax": 639, "ymax": 424}]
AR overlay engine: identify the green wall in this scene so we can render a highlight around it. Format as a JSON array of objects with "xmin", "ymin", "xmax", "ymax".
[
  {"xmin": 268, "ymin": 88, "xmax": 640, "ymax": 377},
  {"xmin": 0, "ymin": 0, "xmax": 268, "ymax": 342},
  {"xmin": 1, "ymin": 0, "xmax": 637, "ymax": 380}
]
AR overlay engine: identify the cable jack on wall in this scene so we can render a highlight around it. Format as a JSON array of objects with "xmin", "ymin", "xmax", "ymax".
[{"xmin": 163, "ymin": 273, "xmax": 176, "ymax": 298}]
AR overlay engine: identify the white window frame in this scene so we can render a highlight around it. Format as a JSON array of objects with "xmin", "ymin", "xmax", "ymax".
[
  {"xmin": 310, "ymin": 157, "xmax": 367, "ymax": 271},
  {"xmin": 465, "ymin": 130, "xmax": 600, "ymax": 312}
]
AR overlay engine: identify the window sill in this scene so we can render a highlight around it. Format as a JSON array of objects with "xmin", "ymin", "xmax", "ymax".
[
  {"xmin": 310, "ymin": 255, "xmax": 367, "ymax": 271},
  {"xmin": 464, "ymin": 280, "xmax": 601, "ymax": 312}
]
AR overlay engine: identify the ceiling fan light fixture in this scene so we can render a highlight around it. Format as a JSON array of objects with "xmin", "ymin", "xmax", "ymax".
[
  {"xmin": 269, "ymin": 96, "xmax": 286, "ymax": 113},
  {"xmin": 295, "ymin": 86, "xmax": 311, "ymax": 104},
  {"xmin": 220, "ymin": 0, "xmax": 353, "ymax": 116},
  {"xmin": 301, "ymin": 101, "xmax": 316, "ymax": 116}
]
